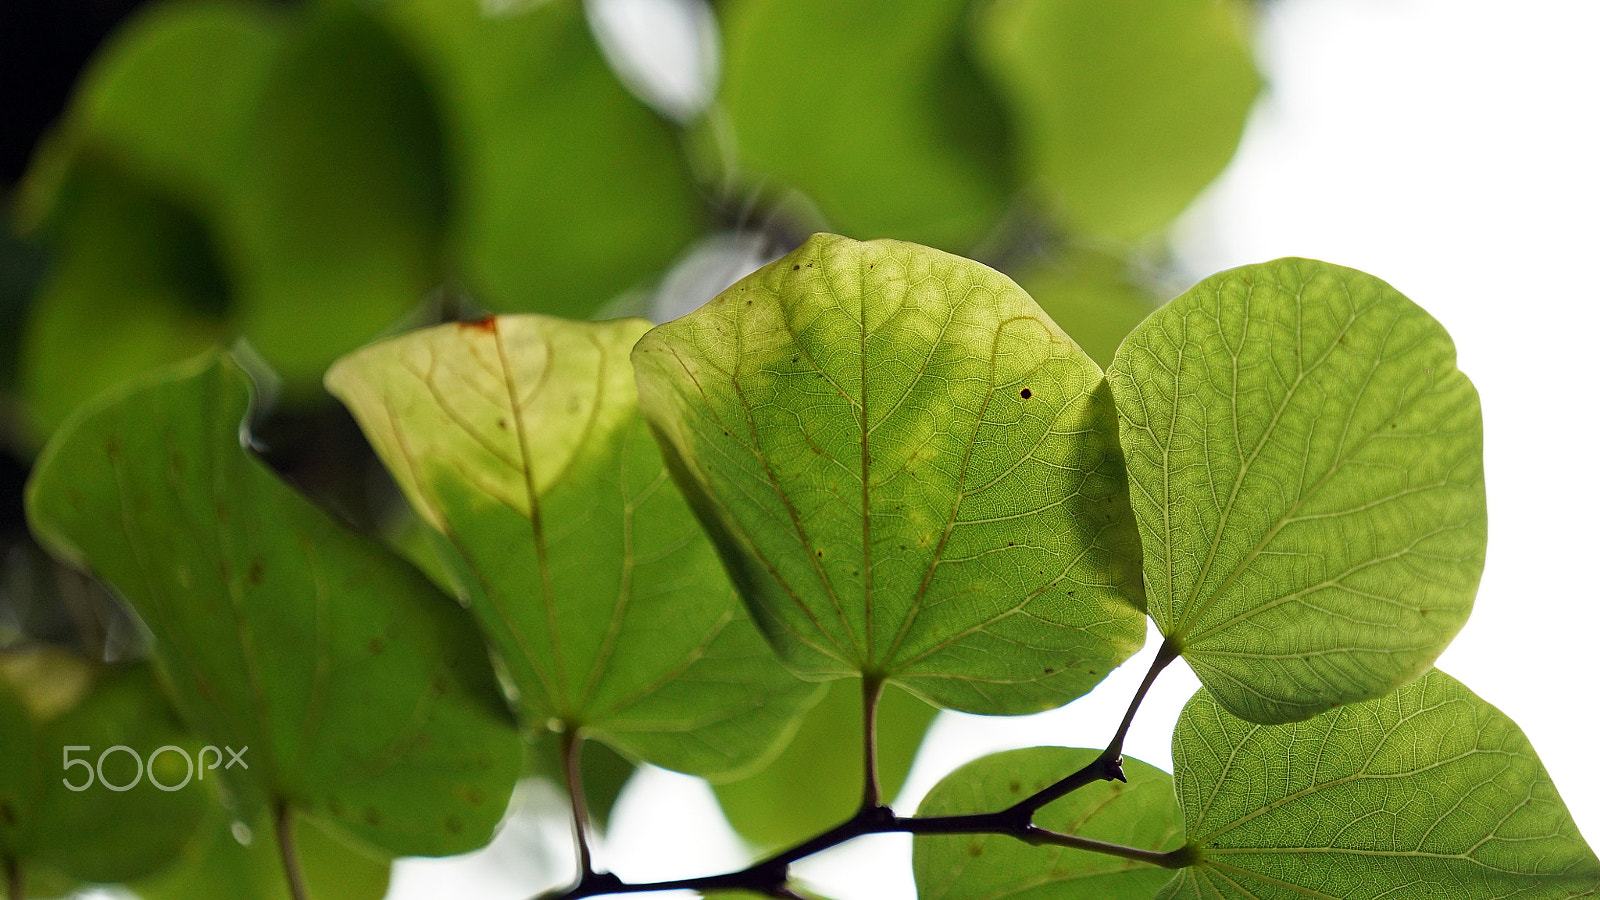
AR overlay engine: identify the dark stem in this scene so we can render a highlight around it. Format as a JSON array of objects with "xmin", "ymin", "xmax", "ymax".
[
  {"xmin": 859, "ymin": 675, "xmax": 886, "ymax": 811},
  {"xmin": 534, "ymin": 644, "xmax": 1189, "ymax": 900},
  {"xmin": 561, "ymin": 727, "xmax": 596, "ymax": 879},
  {"xmin": 1010, "ymin": 635, "xmax": 1182, "ymax": 815},
  {"xmin": 275, "ymin": 801, "xmax": 309, "ymax": 900}
]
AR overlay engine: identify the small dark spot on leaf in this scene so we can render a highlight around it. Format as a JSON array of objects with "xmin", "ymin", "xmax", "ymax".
[
  {"xmin": 1088, "ymin": 670, "xmax": 1097, "ymax": 676},
  {"xmin": 247, "ymin": 558, "xmax": 265, "ymax": 586},
  {"xmin": 466, "ymin": 787, "xmax": 484, "ymax": 805},
  {"xmin": 1043, "ymin": 668, "xmax": 1054, "ymax": 675},
  {"xmin": 497, "ymin": 418, "xmax": 508, "ymax": 430},
  {"xmin": 1008, "ymin": 780, "xmax": 1021, "ymax": 794},
  {"xmin": 365, "ymin": 808, "xmax": 382, "ymax": 827},
  {"xmin": 967, "ymin": 843, "xmax": 982, "ymax": 858},
  {"xmin": 792, "ymin": 264, "xmax": 800, "ymax": 270},
  {"xmin": 1329, "ymin": 701, "xmax": 1339, "ymax": 708},
  {"xmin": 816, "ymin": 549, "xmax": 824, "ymax": 558},
  {"xmin": 869, "ymin": 264, "xmax": 875, "ymax": 269},
  {"xmin": 746, "ymin": 299, "xmax": 752, "ymax": 306},
  {"xmin": 446, "ymin": 815, "xmax": 462, "ymax": 834},
  {"xmin": 462, "ymin": 315, "xmax": 498, "ymax": 333},
  {"xmin": 1020, "ymin": 387, "xmax": 1032, "ymax": 400},
  {"xmin": 1067, "ymin": 591, "xmax": 1075, "ymax": 597},
  {"xmin": 806, "ymin": 262, "xmax": 813, "ymax": 267},
  {"xmin": 792, "ymin": 357, "xmax": 799, "ymax": 364},
  {"xmin": 1007, "ymin": 541, "xmax": 1015, "ymax": 547}
]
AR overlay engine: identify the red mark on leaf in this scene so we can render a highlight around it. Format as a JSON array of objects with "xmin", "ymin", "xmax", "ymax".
[{"xmin": 462, "ymin": 315, "xmax": 498, "ymax": 334}]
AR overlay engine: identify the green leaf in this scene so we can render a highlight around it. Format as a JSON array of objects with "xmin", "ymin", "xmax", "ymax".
[
  {"xmin": 19, "ymin": 157, "xmax": 226, "ymax": 445},
  {"xmin": 633, "ymin": 234, "xmax": 1145, "ymax": 715},
  {"xmin": 714, "ymin": 679, "xmax": 937, "ymax": 848},
  {"xmin": 1108, "ymin": 258, "xmax": 1486, "ymax": 724},
  {"xmin": 975, "ymin": 0, "xmax": 1261, "ymax": 240},
  {"xmin": 1014, "ymin": 250, "xmax": 1160, "ymax": 370},
  {"xmin": 914, "ymin": 747, "xmax": 1184, "ymax": 900},
  {"xmin": 14, "ymin": 0, "xmax": 281, "ymax": 231},
  {"xmin": 25, "ymin": 353, "xmax": 522, "ymax": 857},
  {"xmin": 0, "ymin": 650, "xmax": 207, "ymax": 887},
  {"xmin": 134, "ymin": 809, "xmax": 390, "ymax": 900},
  {"xmin": 325, "ymin": 315, "xmax": 815, "ymax": 779},
  {"xmin": 231, "ymin": 5, "xmax": 448, "ymax": 387},
  {"xmin": 384, "ymin": 0, "xmax": 705, "ymax": 317},
  {"xmin": 1164, "ymin": 670, "xmax": 1600, "ymax": 899},
  {"xmin": 719, "ymin": 0, "xmax": 1011, "ymax": 250}
]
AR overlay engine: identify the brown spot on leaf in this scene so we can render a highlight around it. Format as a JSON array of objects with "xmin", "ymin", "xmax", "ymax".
[
  {"xmin": 1043, "ymin": 668, "xmax": 1054, "ymax": 675},
  {"xmin": 497, "ymin": 418, "xmax": 508, "ymax": 430},
  {"xmin": 462, "ymin": 315, "xmax": 498, "ymax": 333},
  {"xmin": 792, "ymin": 264, "xmax": 800, "ymax": 270},
  {"xmin": 247, "ymin": 558, "xmax": 265, "ymax": 585},
  {"xmin": 1020, "ymin": 387, "xmax": 1032, "ymax": 399},
  {"xmin": 967, "ymin": 843, "xmax": 982, "ymax": 858},
  {"xmin": 1008, "ymin": 780, "xmax": 1022, "ymax": 794}
]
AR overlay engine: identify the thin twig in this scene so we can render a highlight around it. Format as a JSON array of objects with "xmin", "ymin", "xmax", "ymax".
[
  {"xmin": 859, "ymin": 675, "xmax": 886, "ymax": 811},
  {"xmin": 535, "ymin": 643, "xmax": 1190, "ymax": 900},
  {"xmin": 561, "ymin": 727, "xmax": 596, "ymax": 879},
  {"xmin": 275, "ymin": 801, "xmax": 309, "ymax": 900}
]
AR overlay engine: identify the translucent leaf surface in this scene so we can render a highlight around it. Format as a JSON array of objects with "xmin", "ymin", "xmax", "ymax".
[
  {"xmin": 714, "ymin": 680, "xmax": 937, "ymax": 847},
  {"xmin": 326, "ymin": 316, "xmax": 814, "ymax": 779},
  {"xmin": 718, "ymin": 0, "xmax": 1011, "ymax": 250},
  {"xmin": 0, "ymin": 650, "xmax": 206, "ymax": 886},
  {"xmin": 915, "ymin": 747, "xmax": 1184, "ymax": 900},
  {"xmin": 975, "ymin": 0, "xmax": 1261, "ymax": 240},
  {"xmin": 25, "ymin": 354, "xmax": 522, "ymax": 857},
  {"xmin": 634, "ymin": 234, "xmax": 1145, "ymax": 715},
  {"xmin": 384, "ymin": 0, "xmax": 705, "ymax": 317},
  {"xmin": 1108, "ymin": 258, "xmax": 1486, "ymax": 723},
  {"xmin": 1163, "ymin": 670, "xmax": 1600, "ymax": 899}
]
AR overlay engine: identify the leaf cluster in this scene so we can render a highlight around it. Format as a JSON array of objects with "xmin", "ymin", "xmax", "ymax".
[{"xmin": 10, "ymin": 234, "xmax": 1598, "ymax": 900}]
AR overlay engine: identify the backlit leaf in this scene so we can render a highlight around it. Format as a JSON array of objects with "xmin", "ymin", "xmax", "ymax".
[
  {"xmin": 25, "ymin": 354, "xmax": 522, "ymax": 857},
  {"xmin": 1163, "ymin": 670, "xmax": 1600, "ymax": 899},
  {"xmin": 975, "ymin": 0, "xmax": 1262, "ymax": 240},
  {"xmin": 714, "ymin": 679, "xmax": 937, "ymax": 848},
  {"xmin": 915, "ymin": 747, "xmax": 1183, "ymax": 900},
  {"xmin": 1108, "ymin": 258, "xmax": 1485, "ymax": 724},
  {"xmin": 634, "ymin": 234, "xmax": 1145, "ymax": 715},
  {"xmin": 326, "ymin": 316, "xmax": 815, "ymax": 779},
  {"xmin": 718, "ymin": 0, "xmax": 1011, "ymax": 250}
]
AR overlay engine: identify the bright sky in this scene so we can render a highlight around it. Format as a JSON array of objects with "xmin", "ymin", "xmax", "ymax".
[{"xmin": 402, "ymin": 1, "xmax": 1600, "ymax": 897}]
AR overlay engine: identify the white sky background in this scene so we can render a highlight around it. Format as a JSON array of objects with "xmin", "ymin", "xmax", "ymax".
[{"xmin": 383, "ymin": 1, "xmax": 1600, "ymax": 898}]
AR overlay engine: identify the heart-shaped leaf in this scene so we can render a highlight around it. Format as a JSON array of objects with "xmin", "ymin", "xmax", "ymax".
[
  {"xmin": 25, "ymin": 353, "xmax": 522, "ymax": 857},
  {"xmin": 1163, "ymin": 670, "xmax": 1600, "ymax": 899},
  {"xmin": 326, "ymin": 315, "xmax": 815, "ymax": 779},
  {"xmin": 1108, "ymin": 258, "xmax": 1485, "ymax": 724},
  {"xmin": 915, "ymin": 747, "xmax": 1184, "ymax": 900},
  {"xmin": 634, "ymin": 234, "xmax": 1146, "ymax": 715},
  {"xmin": 134, "ymin": 808, "xmax": 390, "ymax": 900}
]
